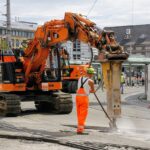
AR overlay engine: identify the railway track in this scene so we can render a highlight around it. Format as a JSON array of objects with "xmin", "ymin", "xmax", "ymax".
[
  {"xmin": 0, "ymin": 133, "xmax": 149, "ymax": 150},
  {"xmin": 0, "ymin": 121, "xmax": 149, "ymax": 150}
]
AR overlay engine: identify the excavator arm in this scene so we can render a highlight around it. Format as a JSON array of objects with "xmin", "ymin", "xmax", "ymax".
[{"xmin": 23, "ymin": 12, "xmax": 128, "ymax": 85}]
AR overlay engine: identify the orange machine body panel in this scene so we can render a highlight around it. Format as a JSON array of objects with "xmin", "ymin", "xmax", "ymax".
[
  {"xmin": 1, "ymin": 56, "xmax": 16, "ymax": 62},
  {"xmin": 62, "ymin": 64, "xmax": 89, "ymax": 80},
  {"xmin": 0, "ymin": 83, "xmax": 26, "ymax": 92},
  {"xmin": 0, "ymin": 50, "xmax": 16, "ymax": 63},
  {"xmin": 41, "ymin": 82, "xmax": 62, "ymax": 91}
]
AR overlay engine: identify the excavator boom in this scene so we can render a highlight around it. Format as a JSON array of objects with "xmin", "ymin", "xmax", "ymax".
[{"xmin": 23, "ymin": 12, "xmax": 128, "ymax": 85}]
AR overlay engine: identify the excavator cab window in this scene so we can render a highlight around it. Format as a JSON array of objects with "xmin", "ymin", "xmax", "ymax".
[
  {"xmin": 58, "ymin": 47, "xmax": 71, "ymax": 77},
  {"xmin": 43, "ymin": 48, "xmax": 61, "ymax": 82}
]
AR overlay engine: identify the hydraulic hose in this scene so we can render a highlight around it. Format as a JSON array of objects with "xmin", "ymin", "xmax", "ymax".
[
  {"xmin": 89, "ymin": 46, "xmax": 93, "ymax": 68},
  {"xmin": 93, "ymin": 92, "xmax": 112, "ymax": 123}
]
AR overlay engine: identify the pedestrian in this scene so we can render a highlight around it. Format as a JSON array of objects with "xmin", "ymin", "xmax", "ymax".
[
  {"xmin": 120, "ymin": 72, "xmax": 125, "ymax": 94},
  {"xmin": 141, "ymin": 71, "xmax": 145, "ymax": 86},
  {"xmin": 76, "ymin": 67, "xmax": 96, "ymax": 134},
  {"xmin": 97, "ymin": 73, "xmax": 101, "ymax": 84}
]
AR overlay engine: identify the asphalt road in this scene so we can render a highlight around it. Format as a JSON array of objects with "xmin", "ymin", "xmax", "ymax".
[{"xmin": 0, "ymin": 85, "xmax": 150, "ymax": 150}]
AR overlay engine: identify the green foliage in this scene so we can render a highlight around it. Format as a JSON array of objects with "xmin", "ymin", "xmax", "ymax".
[{"xmin": 0, "ymin": 38, "xmax": 9, "ymax": 50}]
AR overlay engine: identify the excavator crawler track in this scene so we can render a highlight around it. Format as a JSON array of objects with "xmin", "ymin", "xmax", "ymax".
[
  {"xmin": 0, "ymin": 93, "xmax": 21, "ymax": 117},
  {"xmin": 52, "ymin": 92, "xmax": 73, "ymax": 114},
  {"xmin": 35, "ymin": 91, "xmax": 73, "ymax": 114}
]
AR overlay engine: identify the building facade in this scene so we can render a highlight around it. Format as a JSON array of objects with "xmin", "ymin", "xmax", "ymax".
[
  {"xmin": 62, "ymin": 40, "xmax": 98, "ymax": 64},
  {"xmin": 0, "ymin": 20, "xmax": 37, "ymax": 49},
  {"xmin": 105, "ymin": 25, "xmax": 150, "ymax": 57}
]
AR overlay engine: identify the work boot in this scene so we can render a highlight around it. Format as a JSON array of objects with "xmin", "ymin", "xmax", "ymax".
[
  {"xmin": 77, "ymin": 132, "xmax": 89, "ymax": 135},
  {"xmin": 77, "ymin": 126, "xmax": 84, "ymax": 133}
]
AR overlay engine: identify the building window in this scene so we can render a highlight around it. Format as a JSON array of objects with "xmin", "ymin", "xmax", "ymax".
[
  {"xmin": 16, "ymin": 39, "xmax": 20, "ymax": 47},
  {"xmin": 21, "ymin": 31, "xmax": 24, "ymax": 37},
  {"xmin": 16, "ymin": 31, "xmax": 19, "ymax": 36},
  {"xmin": 19, "ymin": 31, "xmax": 22, "ymax": 37},
  {"xmin": 0, "ymin": 29, "xmax": 2, "ymax": 35},
  {"xmin": 126, "ymin": 28, "xmax": 131, "ymax": 35},
  {"xmin": 141, "ymin": 52, "xmax": 145, "ymax": 55},
  {"xmin": 73, "ymin": 54, "xmax": 76, "ymax": 60},
  {"xmin": 73, "ymin": 54, "xmax": 81, "ymax": 60},
  {"xmin": 76, "ymin": 40, "xmax": 80, "ymax": 45},
  {"xmin": 77, "ymin": 55, "xmax": 80, "ymax": 59},
  {"xmin": 2, "ymin": 29, "xmax": 6, "ymax": 35},
  {"xmin": 126, "ymin": 47, "xmax": 133, "ymax": 51},
  {"xmin": 132, "ymin": 51, "xmax": 136, "ymax": 54},
  {"xmin": 29, "ymin": 32, "xmax": 32, "ymax": 38},
  {"xmin": 73, "ymin": 42, "xmax": 76, "ymax": 49},
  {"xmin": 12, "ymin": 30, "xmax": 16, "ymax": 36},
  {"xmin": 11, "ymin": 39, "xmax": 15, "ymax": 48},
  {"xmin": 24, "ymin": 32, "xmax": 28, "ymax": 38},
  {"xmin": 27, "ymin": 32, "xmax": 30, "ymax": 38},
  {"xmin": 73, "ymin": 48, "xmax": 81, "ymax": 52},
  {"xmin": 31, "ymin": 33, "xmax": 34, "ymax": 38},
  {"xmin": 136, "ymin": 47, "xmax": 142, "ymax": 50},
  {"xmin": 73, "ymin": 40, "xmax": 80, "ymax": 51},
  {"xmin": 145, "ymin": 46, "xmax": 150, "ymax": 50}
]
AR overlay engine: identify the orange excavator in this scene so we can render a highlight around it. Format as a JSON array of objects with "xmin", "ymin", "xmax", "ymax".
[
  {"xmin": 62, "ymin": 62, "xmax": 89, "ymax": 93},
  {"xmin": 0, "ymin": 12, "xmax": 128, "ymax": 116}
]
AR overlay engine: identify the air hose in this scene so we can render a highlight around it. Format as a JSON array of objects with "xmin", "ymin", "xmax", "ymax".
[
  {"xmin": 93, "ymin": 92, "xmax": 112, "ymax": 122},
  {"xmin": 89, "ymin": 46, "xmax": 93, "ymax": 68},
  {"xmin": 93, "ymin": 92, "xmax": 117, "ymax": 129}
]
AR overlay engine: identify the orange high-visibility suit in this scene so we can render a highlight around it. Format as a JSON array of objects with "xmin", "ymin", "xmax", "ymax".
[{"xmin": 76, "ymin": 77, "xmax": 89, "ymax": 133}]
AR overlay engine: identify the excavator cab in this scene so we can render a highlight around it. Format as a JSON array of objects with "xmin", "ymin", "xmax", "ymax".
[
  {"xmin": 0, "ymin": 48, "xmax": 72, "ymax": 116},
  {"xmin": 0, "ymin": 49, "xmax": 25, "ymax": 91}
]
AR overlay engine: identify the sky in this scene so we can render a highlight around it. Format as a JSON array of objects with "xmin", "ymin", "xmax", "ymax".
[{"xmin": 0, "ymin": 0, "xmax": 150, "ymax": 28}]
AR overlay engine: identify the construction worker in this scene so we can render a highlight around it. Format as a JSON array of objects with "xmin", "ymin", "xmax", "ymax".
[
  {"xmin": 76, "ymin": 67, "xmax": 96, "ymax": 134},
  {"xmin": 120, "ymin": 72, "xmax": 125, "ymax": 94},
  {"xmin": 97, "ymin": 73, "xmax": 101, "ymax": 84}
]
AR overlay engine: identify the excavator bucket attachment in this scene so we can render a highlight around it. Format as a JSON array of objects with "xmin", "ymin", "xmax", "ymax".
[
  {"xmin": 106, "ymin": 52, "xmax": 129, "ymax": 60},
  {"xmin": 98, "ymin": 52, "xmax": 129, "ymax": 61}
]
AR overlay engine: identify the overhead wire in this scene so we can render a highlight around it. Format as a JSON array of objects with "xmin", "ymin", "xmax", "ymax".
[
  {"xmin": 87, "ymin": 0, "xmax": 100, "ymax": 67},
  {"xmin": 87, "ymin": 0, "xmax": 99, "ymax": 17},
  {"xmin": 0, "ymin": 0, "xmax": 6, "ymax": 8},
  {"xmin": 130, "ymin": 0, "xmax": 134, "ymax": 55},
  {"xmin": 131, "ymin": 0, "xmax": 134, "ymax": 26},
  {"xmin": 86, "ymin": 0, "xmax": 115, "ymax": 126}
]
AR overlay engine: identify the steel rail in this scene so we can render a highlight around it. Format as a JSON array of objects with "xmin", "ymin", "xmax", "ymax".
[{"xmin": 0, "ymin": 122, "xmax": 149, "ymax": 150}]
